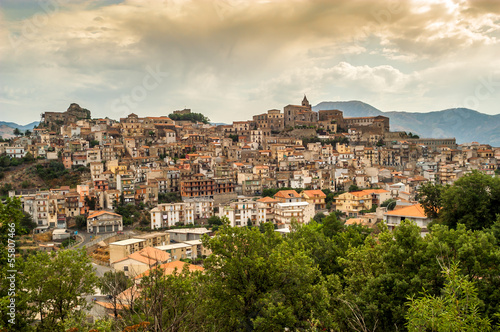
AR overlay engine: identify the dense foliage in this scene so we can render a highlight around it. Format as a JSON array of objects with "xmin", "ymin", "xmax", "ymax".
[
  {"xmin": 158, "ymin": 192, "xmax": 182, "ymax": 204},
  {"xmin": 4, "ymin": 187, "xmax": 500, "ymax": 331},
  {"xmin": 168, "ymin": 112, "xmax": 210, "ymax": 124},
  {"xmin": 419, "ymin": 170, "xmax": 500, "ymax": 230}
]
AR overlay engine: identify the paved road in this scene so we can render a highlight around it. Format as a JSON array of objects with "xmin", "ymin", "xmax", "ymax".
[{"xmin": 92, "ymin": 262, "xmax": 113, "ymax": 277}]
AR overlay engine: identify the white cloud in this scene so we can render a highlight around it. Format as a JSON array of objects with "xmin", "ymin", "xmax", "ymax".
[{"xmin": 1, "ymin": 0, "xmax": 500, "ymax": 123}]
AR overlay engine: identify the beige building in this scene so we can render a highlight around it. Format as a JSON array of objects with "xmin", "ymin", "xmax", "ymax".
[
  {"xmin": 183, "ymin": 239, "xmax": 212, "ymax": 258},
  {"xmin": 132, "ymin": 232, "xmax": 170, "ymax": 248},
  {"xmin": 87, "ymin": 210, "xmax": 123, "ymax": 234},
  {"xmin": 112, "ymin": 247, "xmax": 171, "ymax": 277},
  {"xmin": 154, "ymin": 243, "xmax": 196, "ymax": 261},
  {"xmin": 283, "ymin": 96, "xmax": 318, "ymax": 128},
  {"xmin": 165, "ymin": 228, "xmax": 211, "ymax": 242},
  {"xmin": 274, "ymin": 201, "xmax": 314, "ymax": 227},
  {"xmin": 300, "ymin": 190, "xmax": 327, "ymax": 210},
  {"xmin": 385, "ymin": 204, "xmax": 433, "ymax": 235},
  {"xmin": 219, "ymin": 197, "xmax": 267, "ymax": 227},
  {"xmin": 150, "ymin": 203, "xmax": 195, "ymax": 229},
  {"xmin": 256, "ymin": 196, "xmax": 278, "ymax": 223},
  {"xmin": 109, "ymin": 238, "xmax": 146, "ymax": 263},
  {"xmin": 335, "ymin": 191, "xmax": 373, "ymax": 218}
]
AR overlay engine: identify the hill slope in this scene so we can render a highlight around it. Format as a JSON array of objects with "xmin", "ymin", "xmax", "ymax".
[
  {"xmin": 0, "ymin": 121, "xmax": 40, "ymax": 139},
  {"xmin": 313, "ymin": 101, "xmax": 500, "ymax": 145}
]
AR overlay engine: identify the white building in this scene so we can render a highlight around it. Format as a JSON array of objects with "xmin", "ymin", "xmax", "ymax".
[
  {"xmin": 384, "ymin": 203, "xmax": 433, "ymax": 236},
  {"xmin": 185, "ymin": 198, "xmax": 214, "ymax": 219},
  {"xmin": 274, "ymin": 201, "xmax": 314, "ymax": 227},
  {"xmin": 6, "ymin": 147, "xmax": 26, "ymax": 158},
  {"xmin": 150, "ymin": 203, "xmax": 194, "ymax": 229},
  {"xmin": 219, "ymin": 197, "xmax": 266, "ymax": 227}
]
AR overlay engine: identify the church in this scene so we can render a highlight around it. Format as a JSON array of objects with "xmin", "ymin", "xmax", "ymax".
[{"xmin": 283, "ymin": 95, "xmax": 318, "ymax": 128}]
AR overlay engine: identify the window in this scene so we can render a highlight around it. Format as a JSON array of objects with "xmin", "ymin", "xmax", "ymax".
[{"xmin": 124, "ymin": 266, "xmax": 128, "ymax": 271}]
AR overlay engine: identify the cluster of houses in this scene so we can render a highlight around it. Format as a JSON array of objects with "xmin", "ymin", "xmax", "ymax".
[{"xmin": 5, "ymin": 98, "xmax": 499, "ymax": 238}]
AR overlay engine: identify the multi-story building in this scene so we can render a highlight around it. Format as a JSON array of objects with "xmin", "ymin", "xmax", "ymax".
[
  {"xmin": 300, "ymin": 190, "xmax": 327, "ymax": 210},
  {"xmin": 87, "ymin": 210, "xmax": 123, "ymax": 234},
  {"xmin": 133, "ymin": 232, "xmax": 170, "ymax": 248},
  {"xmin": 35, "ymin": 192, "xmax": 50, "ymax": 226},
  {"xmin": 344, "ymin": 115, "xmax": 390, "ymax": 133},
  {"xmin": 150, "ymin": 203, "xmax": 195, "ymax": 229},
  {"xmin": 117, "ymin": 174, "xmax": 135, "ymax": 204},
  {"xmin": 335, "ymin": 191, "xmax": 373, "ymax": 218},
  {"xmin": 180, "ymin": 174, "xmax": 215, "ymax": 200},
  {"xmin": 109, "ymin": 238, "xmax": 146, "ymax": 264},
  {"xmin": 219, "ymin": 197, "xmax": 266, "ymax": 227},
  {"xmin": 6, "ymin": 146, "xmax": 26, "ymax": 158},
  {"xmin": 283, "ymin": 96, "xmax": 318, "ymax": 128},
  {"xmin": 65, "ymin": 192, "xmax": 80, "ymax": 217},
  {"xmin": 256, "ymin": 196, "xmax": 278, "ymax": 223},
  {"xmin": 253, "ymin": 109, "xmax": 284, "ymax": 131},
  {"xmin": 274, "ymin": 201, "xmax": 314, "ymax": 227}
]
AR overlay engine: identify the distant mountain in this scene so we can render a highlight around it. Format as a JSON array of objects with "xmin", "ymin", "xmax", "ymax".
[
  {"xmin": 0, "ymin": 121, "xmax": 39, "ymax": 139},
  {"xmin": 313, "ymin": 101, "xmax": 500, "ymax": 146},
  {"xmin": 0, "ymin": 121, "xmax": 39, "ymax": 131},
  {"xmin": 314, "ymin": 101, "xmax": 384, "ymax": 117}
]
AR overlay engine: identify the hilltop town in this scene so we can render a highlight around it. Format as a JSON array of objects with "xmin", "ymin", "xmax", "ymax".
[
  {"xmin": 2, "ymin": 97, "xmax": 500, "ymax": 330},
  {"xmin": 2, "ymin": 96, "xmax": 497, "ymax": 239}
]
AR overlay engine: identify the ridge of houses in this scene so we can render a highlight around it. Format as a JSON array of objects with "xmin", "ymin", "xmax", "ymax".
[{"xmin": 6, "ymin": 99, "xmax": 499, "ymax": 237}]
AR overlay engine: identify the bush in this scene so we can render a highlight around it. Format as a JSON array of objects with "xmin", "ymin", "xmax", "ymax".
[
  {"xmin": 168, "ymin": 112, "xmax": 210, "ymax": 124},
  {"xmin": 21, "ymin": 180, "xmax": 33, "ymax": 188},
  {"xmin": 61, "ymin": 238, "xmax": 76, "ymax": 248}
]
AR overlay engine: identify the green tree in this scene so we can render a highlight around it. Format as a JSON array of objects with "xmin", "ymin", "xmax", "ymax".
[
  {"xmin": 100, "ymin": 271, "xmax": 131, "ymax": 319},
  {"xmin": 74, "ymin": 215, "xmax": 87, "ymax": 229},
  {"xmin": 168, "ymin": 112, "xmax": 210, "ymax": 124},
  {"xmin": 24, "ymin": 249, "xmax": 98, "ymax": 331},
  {"xmin": 0, "ymin": 198, "xmax": 32, "ymax": 331},
  {"xmin": 89, "ymin": 140, "xmax": 99, "ymax": 148},
  {"xmin": 207, "ymin": 215, "xmax": 223, "ymax": 228},
  {"xmin": 24, "ymin": 129, "xmax": 32, "ymax": 137},
  {"xmin": 406, "ymin": 262, "xmax": 491, "ymax": 332},
  {"xmin": 439, "ymin": 170, "xmax": 500, "ymax": 230},
  {"xmin": 136, "ymin": 264, "xmax": 206, "ymax": 331},
  {"xmin": 20, "ymin": 211, "xmax": 37, "ymax": 233},
  {"xmin": 348, "ymin": 184, "xmax": 360, "ymax": 192},
  {"xmin": 340, "ymin": 221, "xmax": 432, "ymax": 331},
  {"xmin": 0, "ymin": 183, "xmax": 13, "ymax": 198},
  {"xmin": 418, "ymin": 182, "xmax": 445, "ymax": 218},
  {"xmin": 313, "ymin": 212, "xmax": 326, "ymax": 223},
  {"xmin": 426, "ymin": 224, "xmax": 500, "ymax": 323},
  {"xmin": 13, "ymin": 128, "xmax": 22, "ymax": 136},
  {"xmin": 202, "ymin": 224, "xmax": 332, "ymax": 331},
  {"xmin": 381, "ymin": 198, "xmax": 397, "ymax": 211},
  {"xmin": 85, "ymin": 195, "xmax": 97, "ymax": 210}
]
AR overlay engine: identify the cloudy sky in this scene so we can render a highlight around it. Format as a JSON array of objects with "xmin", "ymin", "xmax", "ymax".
[{"xmin": 1, "ymin": 0, "xmax": 500, "ymax": 124}]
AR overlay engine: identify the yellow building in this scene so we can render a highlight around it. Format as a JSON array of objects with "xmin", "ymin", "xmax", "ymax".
[
  {"xmin": 300, "ymin": 190, "xmax": 326, "ymax": 210},
  {"xmin": 109, "ymin": 238, "xmax": 146, "ymax": 264},
  {"xmin": 335, "ymin": 190, "xmax": 373, "ymax": 218},
  {"xmin": 112, "ymin": 247, "xmax": 171, "ymax": 277}
]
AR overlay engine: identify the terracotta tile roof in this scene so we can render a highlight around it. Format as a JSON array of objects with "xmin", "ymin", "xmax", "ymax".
[
  {"xmin": 348, "ymin": 191, "xmax": 372, "ymax": 197},
  {"xmin": 136, "ymin": 261, "xmax": 204, "ymax": 279},
  {"xmin": 301, "ymin": 190, "xmax": 326, "ymax": 198},
  {"xmin": 257, "ymin": 196, "xmax": 278, "ymax": 203},
  {"xmin": 363, "ymin": 189, "xmax": 390, "ymax": 194},
  {"xmin": 384, "ymin": 204, "xmax": 428, "ymax": 218},
  {"xmin": 88, "ymin": 210, "xmax": 122, "ymax": 219},
  {"xmin": 274, "ymin": 190, "xmax": 301, "ymax": 198}
]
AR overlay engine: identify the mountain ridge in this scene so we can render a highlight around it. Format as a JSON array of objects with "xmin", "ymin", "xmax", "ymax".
[
  {"xmin": 313, "ymin": 101, "xmax": 500, "ymax": 145},
  {"xmin": 0, "ymin": 121, "xmax": 40, "ymax": 139}
]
